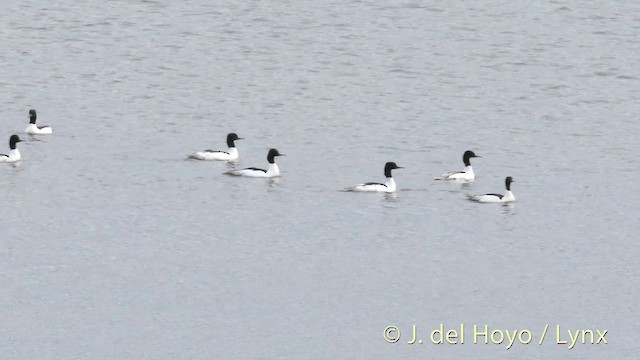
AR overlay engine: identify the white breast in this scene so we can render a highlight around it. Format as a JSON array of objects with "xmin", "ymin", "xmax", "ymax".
[
  {"xmin": 0, "ymin": 149, "xmax": 21, "ymax": 163},
  {"xmin": 502, "ymin": 191, "xmax": 516, "ymax": 202}
]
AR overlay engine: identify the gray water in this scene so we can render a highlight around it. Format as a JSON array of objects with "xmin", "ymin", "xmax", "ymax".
[{"xmin": 1, "ymin": 1, "xmax": 638, "ymax": 359}]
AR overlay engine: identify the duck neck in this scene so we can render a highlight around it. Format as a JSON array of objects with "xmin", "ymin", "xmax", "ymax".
[
  {"xmin": 463, "ymin": 165, "xmax": 473, "ymax": 174},
  {"xmin": 267, "ymin": 163, "xmax": 280, "ymax": 176},
  {"xmin": 385, "ymin": 177, "xmax": 396, "ymax": 191},
  {"xmin": 503, "ymin": 190, "xmax": 515, "ymax": 201},
  {"xmin": 9, "ymin": 149, "xmax": 20, "ymax": 160}
]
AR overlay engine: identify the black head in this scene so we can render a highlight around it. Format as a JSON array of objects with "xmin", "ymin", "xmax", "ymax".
[
  {"xmin": 505, "ymin": 176, "xmax": 514, "ymax": 190},
  {"xmin": 267, "ymin": 148, "xmax": 284, "ymax": 163},
  {"xmin": 463, "ymin": 150, "xmax": 480, "ymax": 166},
  {"xmin": 384, "ymin": 162, "xmax": 403, "ymax": 177},
  {"xmin": 29, "ymin": 109, "xmax": 37, "ymax": 124},
  {"xmin": 226, "ymin": 132, "xmax": 243, "ymax": 147},
  {"xmin": 9, "ymin": 134, "xmax": 23, "ymax": 149}
]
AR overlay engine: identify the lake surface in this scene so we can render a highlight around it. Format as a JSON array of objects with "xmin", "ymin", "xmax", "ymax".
[{"xmin": 0, "ymin": 1, "xmax": 638, "ymax": 359}]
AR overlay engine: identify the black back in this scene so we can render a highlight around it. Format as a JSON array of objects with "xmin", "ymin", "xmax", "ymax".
[
  {"xmin": 486, "ymin": 193, "xmax": 504, "ymax": 199},
  {"xmin": 29, "ymin": 109, "xmax": 37, "ymax": 124},
  {"xmin": 364, "ymin": 182, "xmax": 385, "ymax": 187},
  {"xmin": 463, "ymin": 150, "xmax": 478, "ymax": 166}
]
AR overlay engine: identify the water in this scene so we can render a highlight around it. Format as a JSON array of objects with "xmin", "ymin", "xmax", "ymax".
[{"xmin": 1, "ymin": 1, "xmax": 638, "ymax": 358}]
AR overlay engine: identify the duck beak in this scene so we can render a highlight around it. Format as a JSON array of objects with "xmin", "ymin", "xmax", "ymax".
[{"xmin": 237, "ymin": 137, "xmax": 244, "ymax": 140}]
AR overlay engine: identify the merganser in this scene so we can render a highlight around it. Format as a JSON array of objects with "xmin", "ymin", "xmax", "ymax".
[
  {"xmin": 0, "ymin": 135, "xmax": 24, "ymax": 163},
  {"xmin": 434, "ymin": 150, "xmax": 480, "ymax": 181},
  {"xmin": 189, "ymin": 133, "xmax": 243, "ymax": 161},
  {"xmin": 346, "ymin": 162, "xmax": 403, "ymax": 192},
  {"xmin": 225, "ymin": 148, "xmax": 284, "ymax": 177},
  {"xmin": 469, "ymin": 176, "xmax": 516, "ymax": 203},
  {"xmin": 25, "ymin": 109, "xmax": 53, "ymax": 135}
]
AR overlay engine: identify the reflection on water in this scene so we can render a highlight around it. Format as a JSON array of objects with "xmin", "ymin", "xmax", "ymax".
[
  {"xmin": 267, "ymin": 177, "xmax": 281, "ymax": 191},
  {"xmin": 383, "ymin": 192, "xmax": 398, "ymax": 201},
  {"xmin": 459, "ymin": 182, "xmax": 473, "ymax": 191},
  {"xmin": 501, "ymin": 202, "xmax": 517, "ymax": 214}
]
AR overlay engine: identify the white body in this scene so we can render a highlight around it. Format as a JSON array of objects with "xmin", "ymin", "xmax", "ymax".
[
  {"xmin": 228, "ymin": 163, "xmax": 280, "ymax": 178},
  {"xmin": 0, "ymin": 149, "xmax": 21, "ymax": 163},
  {"xmin": 25, "ymin": 124, "xmax": 53, "ymax": 135},
  {"xmin": 472, "ymin": 191, "xmax": 515, "ymax": 203},
  {"xmin": 436, "ymin": 165, "xmax": 474, "ymax": 181},
  {"xmin": 349, "ymin": 177, "xmax": 396, "ymax": 193},
  {"xmin": 190, "ymin": 147, "xmax": 238, "ymax": 161}
]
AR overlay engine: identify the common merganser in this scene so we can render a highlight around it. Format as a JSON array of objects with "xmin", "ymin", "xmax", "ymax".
[
  {"xmin": 346, "ymin": 162, "xmax": 403, "ymax": 192},
  {"xmin": 469, "ymin": 176, "xmax": 516, "ymax": 203},
  {"xmin": 225, "ymin": 148, "xmax": 284, "ymax": 177},
  {"xmin": 0, "ymin": 135, "xmax": 24, "ymax": 163},
  {"xmin": 25, "ymin": 109, "xmax": 53, "ymax": 135},
  {"xmin": 434, "ymin": 150, "xmax": 480, "ymax": 181},
  {"xmin": 189, "ymin": 133, "xmax": 243, "ymax": 161}
]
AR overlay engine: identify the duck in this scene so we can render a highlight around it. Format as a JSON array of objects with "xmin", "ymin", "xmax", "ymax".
[
  {"xmin": 189, "ymin": 133, "xmax": 243, "ymax": 161},
  {"xmin": 435, "ymin": 150, "xmax": 480, "ymax": 181},
  {"xmin": 0, "ymin": 135, "xmax": 24, "ymax": 162},
  {"xmin": 469, "ymin": 176, "xmax": 516, "ymax": 203},
  {"xmin": 25, "ymin": 109, "xmax": 53, "ymax": 135},
  {"xmin": 225, "ymin": 148, "xmax": 284, "ymax": 177},
  {"xmin": 346, "ymin": 162, "xmax": 403, "ymax": 192}
]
